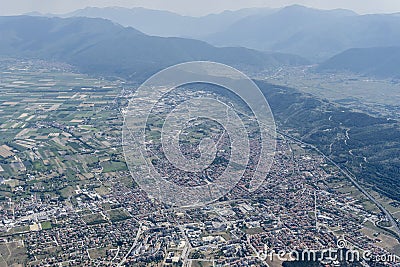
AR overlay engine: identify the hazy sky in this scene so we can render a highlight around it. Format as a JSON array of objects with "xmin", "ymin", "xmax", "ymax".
[{"xmin": 1, "ymin": 0, "xmax": 400, "ymax": 16}]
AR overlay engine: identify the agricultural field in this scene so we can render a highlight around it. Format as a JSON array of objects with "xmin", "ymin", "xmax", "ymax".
[{"xmin": 0, "ymin": 59, "xmax": 128, "ymax": 202}]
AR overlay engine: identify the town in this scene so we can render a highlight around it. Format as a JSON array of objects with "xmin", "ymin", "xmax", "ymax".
[{"xmin": 0, "ymin": 59, "xmax": 399, "ymax": 267}]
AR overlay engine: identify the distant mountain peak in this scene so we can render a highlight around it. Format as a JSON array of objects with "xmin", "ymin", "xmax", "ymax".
[
  {"xmin": 282, "ymin": 4, "xmax": 310, "ymax": 11},
  {"xmin": 0, "ymin": 15, "xmax": 308, "ymax": 80},
  {"xmin": 279, "ymin": 4, "xmax": 356, "ymax": 16}
]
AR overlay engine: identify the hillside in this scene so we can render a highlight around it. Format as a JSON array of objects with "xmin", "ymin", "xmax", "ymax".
[
  {"xmin": 60, "ymin": 6, "xmax": 274, "ymax": 38},
  {"xmin": 257, "ymin": 81, "xmax": 400, "ymax": 201},
  {"xmin": 204, "ymin": 5, "xmax": 400, "ymax": 61},
  {"xmin": 317, "ymin": 47, "xmax": 400, "ymax": 78},
  {"xmin": 39, "ymin": 5, "xmax": 400, "ymax": 62},
  {"xmin": 0, "ymin": 16, "xmax": 308, "ymax": 80}
]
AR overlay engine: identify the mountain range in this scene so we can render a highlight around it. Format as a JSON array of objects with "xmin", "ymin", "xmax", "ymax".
[
  {"xmin": 317, "ymin": 47, "xmax": 400, "ymax": 78},
  {"xmin": 27, "ymin": 6, "xmax": 275, "ymax": 39},
  {"xmin": 8, "ymin": 5, "xmax": 400, "ymax": 79},
  {"xmin": 0, "ymin": 16, "xmax": 307, "ymax": 80},
  {"xmin": 1, "ymin": 9, "xmax": 400, "ymax": 202},
  {"xmin": 39, "ymin": 5, "xmax": 400, "ymax": 62}
]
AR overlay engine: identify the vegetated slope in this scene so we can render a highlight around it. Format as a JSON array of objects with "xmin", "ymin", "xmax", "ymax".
[
  {"xmin": 205, "ymin": 5, "xmax": 400, "ymax": 61},
  {"xmin": 0, "ymin": 16, "xmax": 308, "ymax": 80},
  {"xmin": 59, "ymin": 6, "xmax": 275, "ymax": 38},
  {"xmin": 257, "ymin": 80, "xmax": 400, "ymax": 201},
  {"xmin": 317, "ymin": 47, "xmax": 400, "ymax": 78},
  {"xmin": 33, "ymin": 5, "xmax": 400, "ymax": 62}
]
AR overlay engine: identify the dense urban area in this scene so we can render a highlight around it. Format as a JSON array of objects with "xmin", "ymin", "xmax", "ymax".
[{"xmin": 0, "ymin": 59, "xmax": 399, "ymax": 267}]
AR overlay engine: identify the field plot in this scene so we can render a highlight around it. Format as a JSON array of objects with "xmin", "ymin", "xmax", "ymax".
[
  {"xmin": 0, "ymin": 240, "xmax": 26, "ymax": 266},
  {"xmin": 0, "ymin": 59, "xmax": 126, "ymax": 200},
  {"xmin": 0, "ymin": 59, "xmax": 399, "ymax": 266}
]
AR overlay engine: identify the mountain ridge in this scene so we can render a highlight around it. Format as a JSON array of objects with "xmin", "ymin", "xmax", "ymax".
[
  {"xmin": 0, "ymin": 15, "xmax": 308, "ymax": 80},
  {"xmin": 31, "ymin": 4, "xmax": 400, "ymax": 62},
  {"xmin": 28, "ymin": 6, "xmax": 276, "ymax": 38},
  {"xmin": 317, "ymin": 46, "xmax": 400, "ymax": 78},
  {"xmin": 205, "ymin": 5, "xmax": 400, "ymax": 61}
]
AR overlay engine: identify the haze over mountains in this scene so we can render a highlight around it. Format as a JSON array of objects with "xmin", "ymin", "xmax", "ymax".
[
  {"xmin": 205, "ymin": 5, "xmax": 400, "ymax": 61},
  {"xmin": 2, "ymin": 2, "xmax": 400, "ymax": 223},
  {"xmin": 318, "ymin": 47, "xmax": 400, "ymax": 78},
  {"xmin": 4, "ymin": 4, "xmax": 400, "ymax": 79},
  {"xmin": 28, "ymin": 6, "xmax": 276, "ymax": 39},
  {"xmin": 36, "ymin": 5, "xmax": 400, "ymax": 63},
  {"xmin": 0, "ymin": 16, "xmax": 307, "ymax": 80}
]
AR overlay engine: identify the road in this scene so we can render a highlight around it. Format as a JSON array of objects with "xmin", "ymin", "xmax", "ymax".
[
  {"xmin": 279, "ymin": 130, "xmax": 400, "ymax": 239},
  {"xmin": 117, "ymin": 222, "xmax": 143, "ymax": 266}
]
